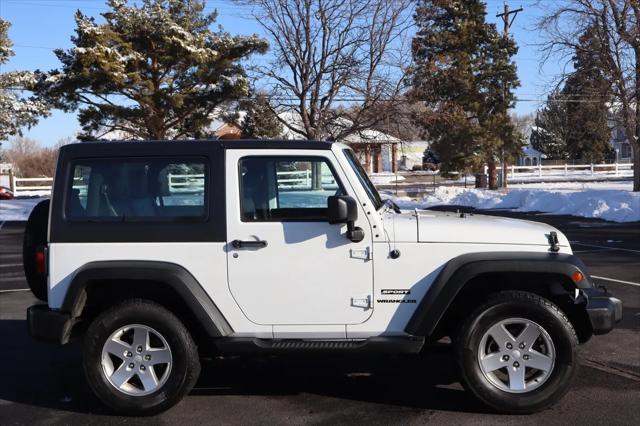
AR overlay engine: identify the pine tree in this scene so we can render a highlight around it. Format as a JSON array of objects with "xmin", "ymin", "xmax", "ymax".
[
  {"xmin": 0, "ymin": 19, "xmax": 50, "ymax": 142},
  {"xmin": 37, "ymin": 0, "xmax": 267, "ymax": 140},
  {"xmin": 530, "ymin": 90, "xmax": 571, "ymax": 160},
  {"xmin": 240, "ymin": 94, "xmax": 282, "ymax": 139},
  {"xmin": 562, "ymin": 25, "xmax": 612, "ymax": 162},
  {"xmin": 410, "ymin": 0, "xmax": 520, "ymax": 188}
]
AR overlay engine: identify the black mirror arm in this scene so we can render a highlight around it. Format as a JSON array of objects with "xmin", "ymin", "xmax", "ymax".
[{"xmin": 346, "ymin": 221, "xmax": 365, "ymax": 243}]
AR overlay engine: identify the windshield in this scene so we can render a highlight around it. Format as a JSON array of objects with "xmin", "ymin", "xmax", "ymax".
[{"xmin": 343, "ymin": 149, "xmax": 384, "ymax": 210}]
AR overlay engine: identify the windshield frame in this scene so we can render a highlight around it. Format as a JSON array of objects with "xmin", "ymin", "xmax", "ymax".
[{"xmin": 342, "ymin": 148, "xmax": 384, "ymax": 211}]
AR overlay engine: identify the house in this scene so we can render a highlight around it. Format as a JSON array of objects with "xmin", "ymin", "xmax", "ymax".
[
  {"xmin": 274, "ymin": 112, "xmax": 402, "ymax": 174},
  {"xmin": 521, "ymin": 116, "xmax": 634, "ymax": 165},
  {"xmin": 606, "ymin": 105, "xmax": 635, "ymax": 163},
  {"xmin": 518, "ymin": 143, "xmax": 545, "ymax": 166},
  {"xmin": 204, "ymin": 110, "xmax": 404, "ymax": 173},
  {"xmin": 338, "ymin": 129, "xmax": 400, "ymax": 174},
  {"xmin": 0, "ymin": 163, "xmax": 13, "ymax": 174},
  {"xmin": 398, "ymin": 141, "xmax": 432, "ymax": 170},
  {"xmin": 212, "ymin": 121, "xmax": 242, "ymax": 140},
  {"xmin": 610, "ymin": 125, "xmax": 634, "ymax": 163}
]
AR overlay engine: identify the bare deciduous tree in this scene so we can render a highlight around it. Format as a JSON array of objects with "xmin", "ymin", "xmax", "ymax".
[
  {"xmin": 243, "ymin": 0, "xmax": 413, "ymax": 140},
  {"xmin": 2, "ymin": 136, "xmax": 72, "ymax": 178},
  {"xmin": 536, "ymin": 0, "xmax": 640, "ymax": 191}
]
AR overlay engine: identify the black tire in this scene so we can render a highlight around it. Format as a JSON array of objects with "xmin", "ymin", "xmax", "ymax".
[
  {"xmin": 83, "ymin": 299, "xmax": 201, "ymax": 415},
  {"xmin": 455, "ymin": 291, "xmax": 579, "ymax": 414},
  {"xmin": 23, "ymin": 199, "xmax": 50, "ymax": 301}
]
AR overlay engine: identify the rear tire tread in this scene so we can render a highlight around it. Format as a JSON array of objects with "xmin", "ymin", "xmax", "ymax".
[{"xmin": 83, "ymin": 299, "xmax": 200, "ymax": 416}]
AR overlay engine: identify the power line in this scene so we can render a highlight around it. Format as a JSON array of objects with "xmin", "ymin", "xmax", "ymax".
[
  {"xmin": 2, "ymin": 86, "xmax": 623, "ymax": 105},
  {"xmin": 12, "ymin": 44, "xmax": 59, "ymax": 50}
]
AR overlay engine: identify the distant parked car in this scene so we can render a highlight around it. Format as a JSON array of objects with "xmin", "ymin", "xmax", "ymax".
[
  {"xmin": 422, "ymin": 148, "xmax": 441, "ymax": 171},
  {"xmin": 0, "ymin": 186, "xmax": 14, "ymax": 200}
]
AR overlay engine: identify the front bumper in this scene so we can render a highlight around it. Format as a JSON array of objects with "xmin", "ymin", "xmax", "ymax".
[
  {"xmin": 582, "ymin": 288, "xmax": 623, "ymax": 335},
  {"xmin": 27, "ymin": 304, "xmax": 76, "ymax": 344}
]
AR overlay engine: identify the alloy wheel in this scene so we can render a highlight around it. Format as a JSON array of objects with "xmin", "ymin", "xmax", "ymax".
[
  {"xmin": 101, "ymin": 324, "xmax": 173, "ymax": 396},
  {"xmin": 477, "ymin": 317, "xmax": 556, "ymax": 393}
]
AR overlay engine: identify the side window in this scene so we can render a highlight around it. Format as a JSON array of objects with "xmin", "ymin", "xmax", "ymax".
[
  {"xmin": 66, "ymin": 158, "xmax": 207, "ymax": 220},
  {"xmin": 70, "ymin": 165, "xmax": 91, "ymax": 213},
  {"xmin": 239, "ymin": 157, "xmax": 343, "ymax": 221}
]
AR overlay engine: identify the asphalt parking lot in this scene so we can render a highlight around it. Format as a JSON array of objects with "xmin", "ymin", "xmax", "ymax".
[{"xmin": 0, "ymin": 212, "xmax": 639, "ymax": 425}]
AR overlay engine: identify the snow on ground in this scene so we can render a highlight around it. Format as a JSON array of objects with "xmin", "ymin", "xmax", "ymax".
[
  {"xmin": 451, "ymin": 170, "xmax": 633, "ymax": 184},
  {"xmin": 7, "ymin": 190, "xmax": 51, "ymax": 197},
  {"xmin": 0, "ymin": 197, "xmax": 46, "ymax": 221},
  {"xmin": 505, "ymin": 170, "xmax": 633, "ymax": 183},
  {"xmin": 389, "ymin": 181, "xmax": 640, "ymax": 223},
  {"xmin": 508, "ymin": 180, "xmax": 633, "ymax": 191}
]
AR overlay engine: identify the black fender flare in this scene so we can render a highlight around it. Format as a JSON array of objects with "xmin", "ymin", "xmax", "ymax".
[
  {"xmin": 404, "ymin": 252, "xmax": 593, "ymax": 337},
  {"xmin": 61, "ymin": 260, "xmax": 233, "ymax": 337}
]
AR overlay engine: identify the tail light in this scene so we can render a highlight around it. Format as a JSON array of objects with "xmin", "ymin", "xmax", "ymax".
[{"xmin": 35, "ymin": 246, "xmax": 47, "ymax": 275}]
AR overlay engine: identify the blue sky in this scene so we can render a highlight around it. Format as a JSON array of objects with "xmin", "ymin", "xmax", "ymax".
[{"xmin": 1, "ymin": 0, "xmax": 566, "ymax": 146}]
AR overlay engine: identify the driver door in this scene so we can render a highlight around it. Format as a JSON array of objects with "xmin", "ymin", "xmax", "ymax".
[{"xmin": 225, "ymin": 150, "xmax": 374, "ymax": 330}]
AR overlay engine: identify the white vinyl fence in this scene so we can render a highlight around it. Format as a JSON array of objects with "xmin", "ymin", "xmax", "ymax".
[
  {"xmin": 508, "ymin": 162, "xmax": 633, "ymax": 179},
  {"xmin": 7, "ymin": 170, "xmax": 339, "ymax": 197},
  {"xmin": 166, "ymin": 173, "xmax": 205, "ymax": 192},
  {"xmin": 9, "ymin": 176, "xmax": 54, "ymax": 197},
  {"xmin": 168, "ymin": 171, "xmax": 338, "ymax": 191},
  {"xmin": 273, "ymin": 170, "xmax": 338, "ymax": 189},
  {"xmin": 6, "ymin": 162, "xmax": 634, "ymax": 197}
]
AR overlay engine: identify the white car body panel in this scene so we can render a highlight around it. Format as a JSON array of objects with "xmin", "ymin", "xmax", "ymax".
[
  {"xmin": 47, "ymin": 242, "xmax": 274, "ymax": 337},
  {"xmin": 416, "ymin": 210, "xmax": 571, "ymax": 247},
  {"xmin": 347, "ymin": 241, "xmax": 564, "ymax": 338},
  {"xmin": 224, "ymin": 149, "xmax": 374, "ymax": 333},
  {"xmin": 345, "ymin": 210, "xmax": 572, "ymax": 338}
]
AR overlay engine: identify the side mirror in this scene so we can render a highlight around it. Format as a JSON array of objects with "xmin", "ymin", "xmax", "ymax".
[
  {"xmin": 327, "ymin": 195, "xmax": 364, "ymax": 243},
  {"xmin": 328, "ymin": 195, "xmax": 358, "ymax": 224}
]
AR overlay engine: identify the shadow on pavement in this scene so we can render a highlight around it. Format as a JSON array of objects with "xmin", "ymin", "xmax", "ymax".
[
  {"xmin": 0, "ymin": 319, "xmax": 105, "ymax": 415},
  {"xmin": 193, "ymin": 346, "xmax": 488, "ymax": 414},
  {"xmin": 0, "ymin": 318, "xmax": 487, "ymax": 415},
  {"xmin": 619, "ymin": 306, "xmax": 640, "ymax": 332}
]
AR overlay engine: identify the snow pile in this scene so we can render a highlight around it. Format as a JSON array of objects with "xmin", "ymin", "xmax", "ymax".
[
  {"xmin": 510, "ymin": 181, "xmax": 633, "ymax": 191},
  {"xmin": 391, "ymin": 186, "xmax": 640, "ymax": 223},
  {"xmin": 8, "ymin": 189, "xmax": 52, "ymax": 197},
  {"xmin": 0, "ymin": 197, "xmax": 46, "ymax": 221}
]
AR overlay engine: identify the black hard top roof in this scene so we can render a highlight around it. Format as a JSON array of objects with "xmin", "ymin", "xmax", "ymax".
[{"xmin": 61, "ymin": 139, "xmax": 333, "ymax": 152}]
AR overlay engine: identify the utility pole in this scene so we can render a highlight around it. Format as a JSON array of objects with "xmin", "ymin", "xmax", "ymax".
[{"xmin": 497, "ymin": 2, "xmax": 522, "ymax": 189}]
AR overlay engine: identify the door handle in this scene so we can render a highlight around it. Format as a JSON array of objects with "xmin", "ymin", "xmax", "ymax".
[{"xmin": 232, "ymin": 239, "xmax": 268, "ymax": 249}]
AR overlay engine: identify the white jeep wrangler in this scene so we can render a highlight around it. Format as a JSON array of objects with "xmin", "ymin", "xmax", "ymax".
[{"xmin": 25, "ymin": 140, "xmax": 622, "ymax": 415}]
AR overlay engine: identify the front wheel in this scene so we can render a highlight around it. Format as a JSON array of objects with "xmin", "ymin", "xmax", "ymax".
[
  {"xmin": 83, "ymin": 299, "xmax": 201, "ymax": 415},
  {"xmin": 455, "ymin": 291, "xmax": 579, "ymax": 414}
]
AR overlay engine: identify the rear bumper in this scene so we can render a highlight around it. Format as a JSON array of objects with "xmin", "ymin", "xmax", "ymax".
[
  {"xmin": 27, "ymin": 304, "xmax": 75, "ymax": 344},
  {"xmin": 582, "ymin": 288, "xmax": 623, "ymax": 335}
]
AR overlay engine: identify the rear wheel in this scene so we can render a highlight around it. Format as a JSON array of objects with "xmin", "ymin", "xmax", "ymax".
[
  {"xmin": 83, "ymin": 299, "xmax": 200, "ymax": 415},
  {"xmin": 455, "ymin": 291, "xmax": 578, "ymax": 414}
]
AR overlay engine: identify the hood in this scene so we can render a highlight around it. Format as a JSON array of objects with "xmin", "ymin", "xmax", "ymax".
[{"xmin": 382, "ymin": 209, "xmax": 570, "ymax": 248}]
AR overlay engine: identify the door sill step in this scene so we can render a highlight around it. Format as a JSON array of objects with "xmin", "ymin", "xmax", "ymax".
[{"xmin": 215, "ymin": 336, "xmax": 425, "ymax": 354}]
